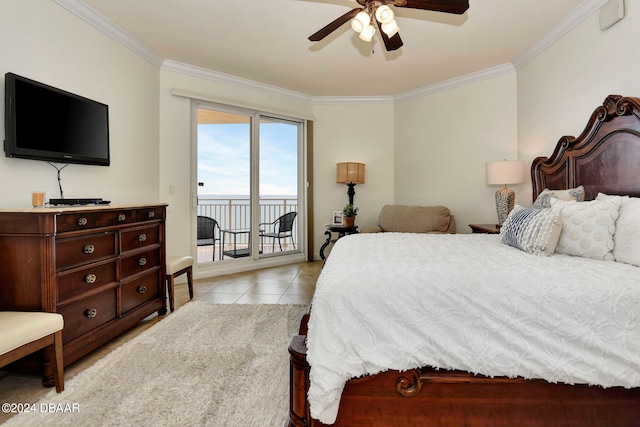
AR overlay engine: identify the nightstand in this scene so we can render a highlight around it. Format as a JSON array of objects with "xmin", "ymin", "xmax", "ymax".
[
  {"xmin": 469, "ymin": 223, "xmax": 501, "ymax": 234},
  {"xmin": 319, "ymin": 224, "xmax": 358, "ymax": 261}
]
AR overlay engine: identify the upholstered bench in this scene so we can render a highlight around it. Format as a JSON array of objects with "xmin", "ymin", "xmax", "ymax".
[
  {"xmin": 0, "ymin": 311, "xmax": 64, "ymax": 392},
  {"xmin": 166, "ymin": 255, "xmax": 194, "ymax": 312}
]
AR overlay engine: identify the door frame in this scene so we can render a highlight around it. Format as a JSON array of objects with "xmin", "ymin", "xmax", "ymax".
[{"xmin": 191, "ymin": 100, "xmax": 309, "ymax": 274}]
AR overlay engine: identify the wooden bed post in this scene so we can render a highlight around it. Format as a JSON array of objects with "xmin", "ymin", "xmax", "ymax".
[{"xmin": 288, "ymin": 335, "xmax": 311, "ymax": 427}]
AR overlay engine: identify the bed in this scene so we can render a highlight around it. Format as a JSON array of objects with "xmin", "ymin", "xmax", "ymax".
[{"xmin": 288, "ymin": 95, "xmax": 640, "ymax": 427}]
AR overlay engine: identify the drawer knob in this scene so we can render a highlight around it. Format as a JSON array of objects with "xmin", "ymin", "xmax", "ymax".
[
  {"xmin": 83, "ymin": 244, "xmax": 95, "ymax": 254},
  {"xmin": 138, "ymin": 257, "xmax": 147, "ymax": 266},
  {"xmin": 118, "ymin": 214, "xmax": 126, "ymax": 222},
  {"xmin": 148, "ymin": 211, "xmax": 155, "ymax": 218},
  {"xmin": 77, "ymin": 217, "xmax": 88, "ymax": 226},
  {"xmin": 85, "ymin": 273, "xmax": 97, "ymax": 284},
  {"xmin": 137, "ymin": 285, "xmax": 147, "ymax": 294},
  {"xmin": 138, "ymin": 233, "xmax": 147, "ymax": 242},
  {"xmin": 85, "ymin": 308, "xmax": 98, "ymax": 318}
]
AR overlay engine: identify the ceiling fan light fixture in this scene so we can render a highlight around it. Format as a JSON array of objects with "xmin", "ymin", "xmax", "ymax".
[
  {"xmin": 359, "ymin": 24, "xmax": 376, "ymax": 42},
  {"xmin": 351, "ymin": 11, "xmax": 370, "ymax": 33},
  {"xmin": 375, "ymin": 5, "xmax": 394, "ymax": 24},
  {"xmin": 381, "ymin": 19, "xmax": 399, "ymax": 38}
]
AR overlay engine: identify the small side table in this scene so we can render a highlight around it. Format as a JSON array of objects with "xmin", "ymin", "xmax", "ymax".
[
  {"xmin": 469, "ymin": 224, "xmax": 501, "ymax": 234},
  {"xmin": 319, "ymin": 224, "xmax": 358, "ymax": 261},
  {"xmin": 221, "ymin": 228, "xmax": 252, "ymax": 258}
]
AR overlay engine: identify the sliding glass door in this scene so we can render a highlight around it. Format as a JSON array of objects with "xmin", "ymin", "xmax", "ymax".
[
  {"xmin": 258, "ymin": 117, "xmax": 301, "ymax": 258},
  {"xmin": 195, "ymin": 104, "xmax": 303, "ymax": 265}
]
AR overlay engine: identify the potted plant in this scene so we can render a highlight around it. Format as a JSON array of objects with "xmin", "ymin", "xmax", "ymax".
[{"xmin": 342, "ymin": 204, "xmax": 358, "ymax": 227}]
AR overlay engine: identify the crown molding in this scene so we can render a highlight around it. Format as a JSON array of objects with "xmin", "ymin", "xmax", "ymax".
[
  {"xmin": 314, "ymin": 96, "xmax": 395, "ymax": 105},
  {"xmin": 56, "ymin": 0, "xmax": 603, "ymax": 105},
  {"xmin": 394, "ymin": 64, "xmax": 516, "ymax": 102},
  {"xmin": 163, "ymin": 60, "xmax": 393, "ymax": 105},
  {"xmin": 53, "ymin": 0, "xmax": 163, "ymax": 66},
  {"xmin": 511, "ymin": 0, "xmax": 608, "ymax": 70},
  {"xmin": 161, "ymin": 60, "xmax": 315, "ymax": 104}
]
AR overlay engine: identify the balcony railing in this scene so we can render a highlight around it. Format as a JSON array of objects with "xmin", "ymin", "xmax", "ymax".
[{"xmin": 197, "ymin": 196, "xmax": 298, "ymax": 248}]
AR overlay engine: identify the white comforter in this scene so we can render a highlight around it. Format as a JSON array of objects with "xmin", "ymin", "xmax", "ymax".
[{"xmin": 306, "ymin": 233, "xmax": 640, "ymax": 424}]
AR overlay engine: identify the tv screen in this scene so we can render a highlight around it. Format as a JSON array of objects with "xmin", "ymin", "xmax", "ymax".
[{"xmin": 4, "ymin": 72, "xmax": 110, "ymax": 166}]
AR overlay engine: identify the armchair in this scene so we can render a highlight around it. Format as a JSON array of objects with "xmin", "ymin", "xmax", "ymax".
[
  {"xmin": 360, "ymin": 205, "xmax": 455, "ymax": 234},
  {"xmin": 260, "ymin": 212, "xmax": 297, "ymax": 252},
  {"xmin": 197, "ymin": 215, "xmax": 222, "ymax": 260}
]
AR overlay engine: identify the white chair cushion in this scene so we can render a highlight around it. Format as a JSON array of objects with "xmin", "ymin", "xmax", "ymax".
[
  {"xmin": 0, "ymin": 311, "xmax": 64, "ymax": 355},
  {"xmin": 166, "ymin": 256, "xmax": 194, "ymax": 275}
]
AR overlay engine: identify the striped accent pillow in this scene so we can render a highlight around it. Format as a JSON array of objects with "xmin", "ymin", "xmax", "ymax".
[{"xmin": 500, "ymin": 205, "xmax": 563, "ymax": 256}]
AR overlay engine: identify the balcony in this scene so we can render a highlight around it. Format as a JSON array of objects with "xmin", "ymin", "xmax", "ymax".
[{"xmin": 196, "ymin": 196, "xmax": 298, "ymax": 263}]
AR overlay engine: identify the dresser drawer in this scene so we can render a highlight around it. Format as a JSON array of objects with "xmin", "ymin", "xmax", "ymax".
[
  {"xmin": 56, "ymin": 232, "xmax": 117, "ymax": 271},
  {"xmin": 121, "ymin": 248, "xmax": 160, "ymax": 278},
  {"xmin": 121, "ymin": 273, "xmax": 160, "ymax": 314},
  {"xmin": 136, "ymin": 207, "xmax": 164, "ymax": 222},
  {"xmin": 58, "ymin": 288, "xmax": 117, "ymax": 343},
  {"xmin": 121, "ymin": 224, "xmax": 160, "ymax": 252},
  {"xmin": 57, "ymin": 261, "xmax": 117, "ymax": 303},
  {"xmin": 56, "ymin": 210, "xmax": 135, "ymax": 233}
]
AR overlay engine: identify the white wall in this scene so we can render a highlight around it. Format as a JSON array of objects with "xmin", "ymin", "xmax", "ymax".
[
  {"xmin": 517, "ymin": 2, "xmax": 640, "ymax": 203},
  {"xmin": 0, "ymin": 0, "xmax": 160, "ymax": 207},
  {"xmin": 158, "ymin": 69, "xmax": 394, "ymax": 263},
  {"xmin": 312, "ymin": 101, "xmax": 395, "ymax": 254},
  {"xmin": 394, "ymin": 73, "xmax": 519, "ymax": 232}
]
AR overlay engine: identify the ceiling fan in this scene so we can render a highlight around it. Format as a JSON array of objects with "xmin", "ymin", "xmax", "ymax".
[{"xmin": 309, "ymin": 0, "xmax": 469, "ymax": 51}]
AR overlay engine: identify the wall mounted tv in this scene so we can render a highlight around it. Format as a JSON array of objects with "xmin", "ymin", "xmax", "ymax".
[{"xmin": 4, "ymin": 72, "xmax": 110, "ymax": 166}]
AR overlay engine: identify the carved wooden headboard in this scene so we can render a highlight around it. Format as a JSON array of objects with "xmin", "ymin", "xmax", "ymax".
[{"xmin": 531, "ymin": 95, "xmax": 640, "ymax": 202}]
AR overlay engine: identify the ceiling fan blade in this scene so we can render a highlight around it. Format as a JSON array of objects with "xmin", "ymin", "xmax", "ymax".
[
  {"xmin": 309, "ymin": 8, "xmax": 361, "ymax": 42},
  {"xmin": 397, "ymin": 0, "xmax": 469, "ymax": 14},
  {"xmin": 376, "ymin": 20, "xmax": 403, "ymax": 51}
]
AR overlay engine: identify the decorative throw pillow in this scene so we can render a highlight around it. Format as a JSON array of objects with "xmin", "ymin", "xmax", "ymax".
[
  {"xmin": 500, "ymin": 205, "xmax": 563, "ymax": 256},
  {"xmin": 532, "ymin": 186, "xmax": 585, "ymax": 209},
  {"xmin": 550, "ymin": 198, "xmax": 621, "ymax": 261},
  {"xmin": 596, "ymin": 193, "xmax": 640, "ymax": 267}
]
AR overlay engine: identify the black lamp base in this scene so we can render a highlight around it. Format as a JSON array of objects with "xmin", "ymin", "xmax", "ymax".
[{"xmin": 346, "ymin": 183, "xmax": 356, "ymax": 206}]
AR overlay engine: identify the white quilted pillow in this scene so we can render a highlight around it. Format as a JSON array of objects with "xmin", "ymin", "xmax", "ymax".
[
  {"xmin": 550, "ymin": 198, "xmax": 621, "ymax": 261},
  {"xmin": 596, "ymin": 193, "xmax": 640, "ymax": 267}
]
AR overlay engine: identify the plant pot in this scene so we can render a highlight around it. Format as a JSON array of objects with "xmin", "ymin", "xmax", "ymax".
[{"xmin": 343, "ymin": 216, "xmax": 355, "ymax": 227}]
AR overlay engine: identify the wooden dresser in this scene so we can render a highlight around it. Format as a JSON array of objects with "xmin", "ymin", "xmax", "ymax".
[{"xmin": 0, "ymin": 203, "xmax": 167, "ymax": 381}]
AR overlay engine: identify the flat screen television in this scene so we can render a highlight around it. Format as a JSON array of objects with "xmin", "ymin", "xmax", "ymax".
[{"xmin": 4, "ymin": 72, "xmax": 110, "ymax": 166}]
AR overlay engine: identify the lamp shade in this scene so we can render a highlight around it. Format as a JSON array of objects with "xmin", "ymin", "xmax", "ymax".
[
  {"xmin": 336, "ymin": 162, "xmax": 365, "ymax": 184},
  {"xmin": 381, "ymin": 19, "xmax": 399, "ymax": 37},
  {"xmin": 359, "ymin": 24, "xmax": 376, "ymax": 42},
  {"xmin": 486, "ymin": 160, "xmax": 525, "ymax": 186},
  {"xmin": 375, "ymin": 5, "xmax": 394, "ymax": 24},
  {"xmin": 351, "ymin": 11, "xmax": 370, "ymax": 33}
]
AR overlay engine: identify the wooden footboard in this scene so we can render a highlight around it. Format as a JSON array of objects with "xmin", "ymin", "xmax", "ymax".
[{"xmin": 289, "ymin": 333, "xmax": 640, "ymax": 427}]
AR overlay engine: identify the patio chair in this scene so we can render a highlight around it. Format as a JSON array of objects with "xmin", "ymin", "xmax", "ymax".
[
  {"xmin": 260, "ymin": 211, "xmax": 297, "ymax": 252},
  {"xmin": 197, "ymin": 215, "xmax": 221, "ymax": 261}
]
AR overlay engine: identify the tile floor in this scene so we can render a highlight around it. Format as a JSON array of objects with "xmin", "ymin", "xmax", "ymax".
[{"xmin": 0, "ymin": 260, "xmax": 322, "ymax": 424}]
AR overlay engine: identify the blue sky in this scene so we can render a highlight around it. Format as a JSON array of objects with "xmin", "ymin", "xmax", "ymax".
[{"xmin": 197, "ymin": 122, "xmax": 298, "ymax": 196}]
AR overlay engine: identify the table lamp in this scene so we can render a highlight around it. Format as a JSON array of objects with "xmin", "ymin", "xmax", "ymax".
[
  {"xmin": 486, "ymin": 160, "xmax": 525, "ymax": 225},
  {"xmin": 336, "ymin": 162, "xmax": 365, "ymax": 206}
]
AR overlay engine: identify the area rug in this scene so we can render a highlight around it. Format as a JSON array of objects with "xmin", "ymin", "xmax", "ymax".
[{"xmin": 4, "ymin": 301, "xmax": 309, "ymax": 427}]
